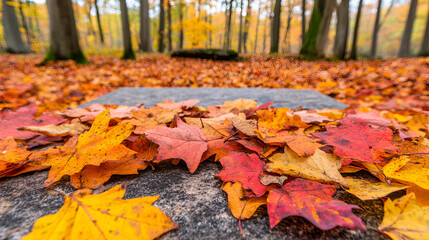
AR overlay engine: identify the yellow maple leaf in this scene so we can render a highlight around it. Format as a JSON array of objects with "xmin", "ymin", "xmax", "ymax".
[
  {"xmin": 44, "ymin": 109, "xmax": 136, "ymax": 187},
  {"xmin": 378, "ymin": 193, "xmax": 429, "ymax": 240},
  {"xmin": 23, "ymin": 185, "xmax": 178, "ymax": 240},
  {"xmin": 342, "ymin": 177, "xmax": 408, "ymax": 201}
]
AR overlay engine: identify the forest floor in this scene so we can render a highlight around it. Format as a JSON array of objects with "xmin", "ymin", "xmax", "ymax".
[
  {"xmin": 1, "ymin": 54, "xmax": 429, "ymax": 239},
  {"xmin": 1, "ymin": 54, "xmax": 427, "ymax": 113}
]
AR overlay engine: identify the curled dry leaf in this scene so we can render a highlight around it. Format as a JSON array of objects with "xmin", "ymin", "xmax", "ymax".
[
  {"xmin": 378, "ymin": 193, "xmax": 429, "ymax": 240},
  {"xmin": 23, "ymin": 185, "xmax": 178, "ymax": 240},
  {"xmin": 19, "ymin": 122, "xmax": 89, "ymax": 137}
]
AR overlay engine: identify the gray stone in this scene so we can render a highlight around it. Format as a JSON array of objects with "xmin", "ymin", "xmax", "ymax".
[
  {"xmin": 79, "ymin": 87, "xmax": 349, "ymax": 110},
  {"xmin": 1, "ymin": 88, "xmax": 391, "ymax": 239}
]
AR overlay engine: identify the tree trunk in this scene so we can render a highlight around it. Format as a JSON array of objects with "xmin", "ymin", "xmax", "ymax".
[
  {"xmin": 254, "ymin": 0, "xmax": 261, "ymax": 53},
  {"xmin": 86, "ymin": 0, "xmax": 95, "ymax": 38},
  {"xmin": 44, "ymin": 0, "xmax": 85, "ymax": 62},
  {"xmin": 350, "ymin": 0, "xmax": 363, "ymax": 59},
  {"xmin": 209, "ymin": 13, "xmax": 212, "ymax": 48},
  {"xmin": 333, "ymin": 0, "xmax": 349, "ymax": 59},
  {"xmin": 270, "ymin": 0, "xmax": 281, "ymax": 53},
  {"xmin": 419, "ymin": 1, "xmax": 429, "ymax": 56},
  {"xmin": 94, "ymin": 0, "xmax": 104, "ymax": 44},
  {"xmin": 158, "ymin": 0, "xmax": 165, "ymax": 52},
  {"xmin": 224, "ymin": 0, "xmax": 233, "ymax": 50},
  {"xmin": 243, "ymin": 0, "xmax": 252, "ymax": 53},
  {"xmin": 167, "ymin": 0, "xmax": 172, "ymax": 52},
  {"xmin": 17, "ymin": 0, "xmax": 31, "ymax": 49},
  {"xmin": 282, "ymin": 0, "xmax": 293, "ymax": 53},
  {"xmin": 398, "ymin": 0, "xmax": 417, "ymax": 58},
  {"xmin": 315, "ymin": 0, "xmax": 335, "ymax": 54},
  {"xmin": 31, "ymin": 0, "xmax": 44, "ymax": 41},
  {"xmin": 301, "ymin": 0, "xmax": 306, "ymax": 45},
  {"xmin": 139, "ymin": 0, "xmax": 153, "ymax": 52},
  {"xmin": 178, "ymin": 2, "xmax": 184, "ymax": 49},
  {"xmin": 119, "ymin": 0, "xmax": 135, "ymax": 59},
  {"xmin": 263, "ymin": 6, "xmax": 272, "ymax": 53},
  {"xmin": 370, "ymin": 0, "xmax": 382, "ymax": 59},
  {"xmin": 2, "ymin": 0, "xmax": 30, "ymax": 53},
  {"xmin": 300, "ymin": 0, "xmax": 334, "ymax": 56},
  {"xmin": 238, "ymin": 0, "xmax": 244, "ymax": 53}
]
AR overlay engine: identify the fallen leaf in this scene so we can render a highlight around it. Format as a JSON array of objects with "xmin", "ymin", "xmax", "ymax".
[
  {"xmin": 145, "ymin": 117, "xmax": 208, "ymax": 173},
  {"xmin": 266, "ymin": 148, "xmax": 348, "ymax": 187},
  {"xmin": 19, "ymin": 122, "xmax": 89, "ymax": 137},
  {"xmin": 216, "ymin": 152, "xmax": 267, "ymax": 197},
  {"xmin": 267, "ymin": 178, "xmax": 365, "ymax": 230},
  {"xmin": 44, "ymin": 109, "xmax": 136, "ymax": 187},
  {"xmin": 23, "ymin": 185, "xmax": 178, "ymax": 240},
  {"xmin": 222, "ymin": 182, "xmax": 266, "ymax": 220},
  {"xmin": 378, "ymin": 193, "xmax": 429, "ymax": 240},
  {"xmin": 407, "ymin": 185, "xmax": 429, "ymax": 206},
  {"xmin": 221, "ymin": 98, "xmax": 257, "ymax": 112},
  {"xmin": 313, "ymin": 117, "xmax": 397, "ymax": 164},
  {"xmin": 231, "ymin": 116, "xmax": 257, "ymax": 136},
  {"xmin": 258, "ymin": 108, "xmax": 309, "ymax": 130},
  {"xmin": 342, "ymin": 177, "xmax": 408, "ymax": 200},
  {"xmin": 156, "ymin": 99, "xmax": 200, "ymax": 109},
  {"xmin": 62, "ymin": 104, "xmax": 139, "ymax": 122},
  {"xmin": 383, "ymin": 155, "xmax": 429, "ymax": 190},
  {"xmin": 125, "ymin": 107, "xmax": 178, "ymax": 134}
]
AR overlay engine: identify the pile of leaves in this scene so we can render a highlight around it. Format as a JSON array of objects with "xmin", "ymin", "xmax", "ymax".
[
  {"xmin": 0, "ymin": 55, "xmax": 427, "ymax": 115},
  {"xmin": 1, "ymin": 97, "xmax": 428, "ymax": 239}
]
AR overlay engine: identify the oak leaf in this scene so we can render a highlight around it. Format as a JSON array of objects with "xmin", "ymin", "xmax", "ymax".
[
  {"xmin": 267, "ymin": 178, "xmax": 365, "ymax": 230},
  {"xmin": 216, "ymin": 152, "xmax": 267, "ymax": 197},
  {"xmin": 313, "ymin": 117, "xmax": 397, "ymax": 164},
  {"xmin": 23, "ymin": 185, "xmax": 178, "ymax": 240},
  {"xmin": 145, "ymin": 117, "xmax": 208, "ymax": 173},
  {"xmin": 44, "ymin": 109, "xmax": 136, "ymax": 187},
  {"xmin": 378, "ymin": 193, "xmax": 429, "ymax": 240},
  {"xmin": 266, "ymin": 148, "xmax": 348, "ymax": 187}
]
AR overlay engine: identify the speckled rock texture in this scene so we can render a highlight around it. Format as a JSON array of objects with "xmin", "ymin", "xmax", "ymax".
[{"xmin": 79, "ymin": 87, "xmax": 349, "ymax": 110}]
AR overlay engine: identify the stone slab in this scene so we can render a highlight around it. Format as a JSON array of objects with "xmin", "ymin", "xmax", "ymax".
[
  {"xmin": 79, "ymin": 87, "xmax": 349, "ymax": 110},
  {"xmin": 0, "ymin": 88, "xmax": 391, "ymax": 240}
]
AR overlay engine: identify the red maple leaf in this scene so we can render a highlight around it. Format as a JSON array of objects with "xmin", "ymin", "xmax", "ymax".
[
  {"xmin": 313, "ymin": 117, "xmax": 397, "ymax": 164},
  {"xmin": 216, "ymin": 152, "xmax": 267, "ymax": 197},
  {"xmin": 267, "ymin": 178, "xmax": 366, "ymax": 230},
  {"xmin": 0, "ymin": 103, "xmax": 64, "ymax": 139},
  {"xmin": 145, "ymin": 117, "xmax": 208, "ymax": 173}
]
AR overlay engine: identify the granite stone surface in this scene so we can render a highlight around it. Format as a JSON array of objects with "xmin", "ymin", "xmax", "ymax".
[
  {"xmin": 0, "ymin": 88, "xmax": 392, "ymax": 240},
  {"xmin": 79, "ymin": 87, "xmax": 349, "ymax": 110}
]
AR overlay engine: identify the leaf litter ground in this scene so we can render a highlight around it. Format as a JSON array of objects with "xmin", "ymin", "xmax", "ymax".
[{"xmin": 0, "ymin": 54, "xmax": 428, "ymax": 239}]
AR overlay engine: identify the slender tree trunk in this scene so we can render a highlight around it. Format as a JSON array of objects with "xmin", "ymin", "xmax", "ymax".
[
  {"xmin": 254, "ymin": 0, "xmax": 261, "ymax": 53},
  {"xmin": 224, "ymin": 0, "xmax": 233, "ymax": 50},
  {"xmin": 119, "ymin": 0, "xmax": 135, "ymax": 59},
  {"xmin": 282, "ymin": 0, "xmax": 293, "ymax": 53},
  {"xmin": 419, "ymin": 1, "xmax": 429, "ymax": 56},
  {"xmin": 86, "ymin": 0, "xmax": 95, "ymax": 38},
  {"xmin": 140, "ymin": 0, "xmax": 153, "ymax": 52},
  {"xmin": 315, "ymin": 0, "xmax": 335, "ymax": 54},
  {"xmin": 158, "ymin": 0, "xmax": 165, "ymax": 52},
  {"xmin": 94, "ymin": 0, "xmax": 104, "ymax": 44},
  {"xmin": 300, "ymin": 0, "xmax": 334, "ymax": 56},
  {"xmin": 2, "ymin": 0, "xmax": 30, "ymax": 53},
  {"xmin": 334, "ymin": 0, "xmax": 349, "ymax": 59},
  {"xmin": 350, "ymin": 0, "xmax": 363, "ymax": 59},
  {"xmin": 243, "ymin": 0, "xmax": 252, "ymax": 52},
  {"xmin": 167, "ymin": 0, "xmax": 172, "ymax": 51},
  {"xmin": 398, "ymin": 0, "xmax": 418, "ymax": 58},
  {"xmin": 44, "ymin": 0, "xmax": 86, "ymax": 62},
  {"xmin": 209, "ymin": 13, "xmax": 212, "ymax": 48},
  {"xmin": 17, "ymin": 0, "xmax": 31, "ymax": 49},
  {"xmin": 370, "ymin": 0, "xmax": 382, "ymax": 59},
  {"xmin": 270, "ymin": 0, "xmax": 281, "ymax": 53},
  {"xmin": 238, "ymin": 0, "xmax": 244, "ymax": 53},
  {"xmin": 178, "ymin": 3, "xmax": 184, "ymax": 49},
  {"xmin": 301, "ymin": 0, "xmax": 306, "ymax": 45}
]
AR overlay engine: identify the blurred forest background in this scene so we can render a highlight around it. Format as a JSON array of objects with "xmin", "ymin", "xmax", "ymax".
[{"xmin": 0, "ymin": 0, "xmax": 428, "ymax": 59}]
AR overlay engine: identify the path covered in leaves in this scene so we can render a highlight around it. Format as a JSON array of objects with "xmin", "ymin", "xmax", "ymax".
[{"xmin": 0, "ymin": 54, "xmax": 428, "ymax": 239}]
